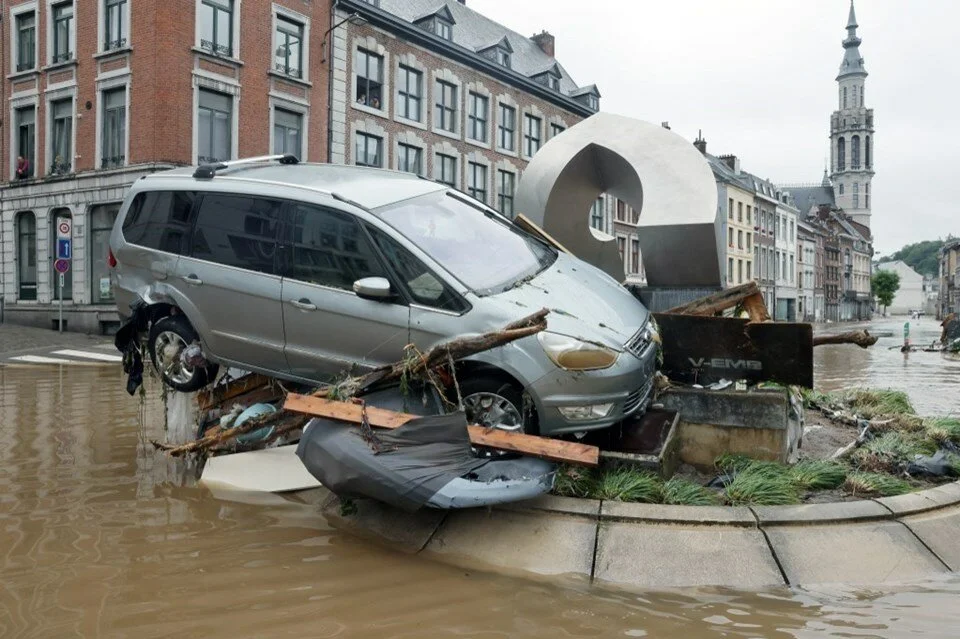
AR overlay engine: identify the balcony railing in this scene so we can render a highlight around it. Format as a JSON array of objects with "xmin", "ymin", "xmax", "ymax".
[
  {"xmin": 104, "ymin": 37, "xmax": 128, "ymax": 51},
  {"xmin": 200, "ymin": 40, "xmax": 232, "ymax": 57},
  {"xmin": 52, "ymin": 51, "xmax": 73, "ymax": 64},
  {"xmin": 50, "ymin": 159, "xmax": 72, "ymax": 175},
  {"xmin": 101, "ymin": 155, "xmax": 126, "ymax": 169},
  {"xmin": 275, "ymin": 62, "xmax": 301, "ymax": 78},
  {"xmin": 16, "ymin": 61, "xmax": 35, "ymax": 72}
]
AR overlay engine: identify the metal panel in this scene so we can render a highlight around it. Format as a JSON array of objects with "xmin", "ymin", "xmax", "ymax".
[{"xmin": 627, "ymin": 286, "xmax": 722, "ymax": 313}]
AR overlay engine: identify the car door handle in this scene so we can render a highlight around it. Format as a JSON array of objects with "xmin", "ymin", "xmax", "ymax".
[
  {"xmin": 290, "ymin": 298, "xmax": 317, "ymax": 311},
  {"xmin": 181, "ymin": 274, "xmax": 203, "ymax": 285}
]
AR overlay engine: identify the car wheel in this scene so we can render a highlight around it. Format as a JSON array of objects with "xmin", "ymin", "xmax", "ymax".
[
  {"xmin": 148, "ymin": 315, "xmax": 219, "ymax": 393},
  {"xmin": 459, "ymin": 376, "xmax": 534, "ymax": 435}
]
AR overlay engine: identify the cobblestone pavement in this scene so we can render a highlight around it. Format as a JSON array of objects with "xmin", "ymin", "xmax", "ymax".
[{"xmin": 0, "ymin": 323, "xmax": 117, "ymax": 363}]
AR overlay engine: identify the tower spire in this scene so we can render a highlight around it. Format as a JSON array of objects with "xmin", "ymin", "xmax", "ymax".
[{"xmin": 838, "ymin": 0, "xmax": 866, "ymax": 79}]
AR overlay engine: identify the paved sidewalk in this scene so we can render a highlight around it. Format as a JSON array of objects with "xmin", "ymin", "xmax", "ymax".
[{"xmin": 0, "ymin": 323, "xmax": 114, "ymax": 358}]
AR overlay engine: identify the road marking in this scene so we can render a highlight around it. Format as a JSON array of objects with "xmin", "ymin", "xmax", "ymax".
[
  {"xmin": 51, "ymin": 349, "xmax": 123, "ymax": 363},
  {"xmin": 8, "ymin": 355, "xmax": 76, "ymax": 364}
]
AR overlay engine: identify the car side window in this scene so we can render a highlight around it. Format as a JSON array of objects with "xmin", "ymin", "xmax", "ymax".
[
  {"xmin": 367, "ymin": 227, "xmax": 466, "ymax": 313},
  {"xmin": 121, "ymin": 190, "xmax": 197, "ymax": 255},
  {"xmin": 190, "ymin": 194, "xmax": 282, "ymax": 274},
  {"xmin": 284, "ymin": 204, "xmax": 386, "ymax": 290}
]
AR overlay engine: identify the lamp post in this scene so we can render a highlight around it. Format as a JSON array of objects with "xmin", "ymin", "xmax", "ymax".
[
  {"xmin": 324, "ymin": 11, "xmax": 368, "ymax": 163},
  {"xmin": 321, "ymin": 12, "xmax": 367, "ymax": 64}
]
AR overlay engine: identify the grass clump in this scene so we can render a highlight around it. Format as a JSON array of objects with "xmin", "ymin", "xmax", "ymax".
[
  {"xmin": 924, "ymin": 418, "xmax": 960, "ymax": 445},
  {"xmin": 552, "ymin": 465, "xmax": 596, "ymax": 498},
  {"xmin": 843, "ymin": 471, "xmax": 912, "ymax": 497},
  {"xmin": 844, "ymin": 389, "xmax": 915, "ymax": 418},
  {"xmin": 853, "ymin": 431, "xmax": 938, "ymax": 472},
  {"xmin": 661, "ymin": 477, "xmax": 718, "ymax": 506},
  {"xmin": 593, "ymin": 467, "xmax": 661, "ymax": 503},
  {"xmin": 723, "ymin": 465, "xmax": 800, "ymax": 506},
  {"xmin": 790, "ymin": 460, "xmax": 848, "ymax": 490}
]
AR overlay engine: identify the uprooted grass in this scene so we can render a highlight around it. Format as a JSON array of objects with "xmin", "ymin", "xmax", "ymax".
[
  {"xmin": 592, "ymin": 468, "xmax": 662, "ymax": 503},
  {"xmin": 660, "ymin": 477, "xmax": 718, "ymax": 506},
  {"xmin": 924, "ymin": 417, "xmax": 960, "ymax": 445},
  {"xmin": 843, "ymin": 471, "xmax": 912, "ymax": 497},
  {"xmin": 552, "ymin": 465, "xmax": 597, "ymax": 499},
  {"xmin": 553, "ymin": 466, "xmax": 717, "ymax": 505},
  {"xmin": 789, "ymin": 460, "xmax": 848, "ymax": 490},
  {"xmin": 852, "ymin": 431, "xmax": 938, "ymax": 473},
  {"xmin": 723, "ymin": 465, "xmax": 800, "ymax": 506}
]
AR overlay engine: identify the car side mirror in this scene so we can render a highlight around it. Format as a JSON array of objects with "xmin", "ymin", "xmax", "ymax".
[{"xmin": 353, "ymin": 276, "xmax": 393, "ymax": 301}]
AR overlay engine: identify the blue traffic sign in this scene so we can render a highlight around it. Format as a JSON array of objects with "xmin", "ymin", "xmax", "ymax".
[{"xmin": 57, "ymin": 238, "xmax": 72, "ymax": 260}]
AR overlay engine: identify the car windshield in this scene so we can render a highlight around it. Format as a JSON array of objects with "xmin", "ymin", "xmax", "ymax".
[{"xmin": 376, "ymin": 191, "xmax": 556, "ymax": 295}]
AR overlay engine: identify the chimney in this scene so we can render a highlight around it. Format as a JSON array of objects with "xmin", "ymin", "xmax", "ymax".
[
  {"xmin": 530, "ymin": 30, "xmax": 555, "ymax": 57},
  {"xmin": 661, "ymin": 121, "xmax": 671, "ymax": 130},
  {"xmin": 693, "ymin": 129, "xmax": 707, "ymax": 155},
  {"xmin": 719, "ymin": 154, "xmax": 740, "ymax": 174}
]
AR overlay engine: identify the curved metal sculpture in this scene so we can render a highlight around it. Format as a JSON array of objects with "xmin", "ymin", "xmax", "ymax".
[{"xmin": 514, "ymin": 113, "xmax": 721, "ymax": 287}]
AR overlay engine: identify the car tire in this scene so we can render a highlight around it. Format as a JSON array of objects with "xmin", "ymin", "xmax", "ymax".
[
  {"xmin": 458, "ymin": 375, "xmax": 537, "ymax": 436},
  {"xmin": 148, "ymin": 315, "xmax": 219, "ymax": 393}
]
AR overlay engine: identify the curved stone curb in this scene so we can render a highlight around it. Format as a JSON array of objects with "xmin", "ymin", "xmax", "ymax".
[{"xmin": 319, "ymin": 480, "xmax": 960, "ymax": 590}]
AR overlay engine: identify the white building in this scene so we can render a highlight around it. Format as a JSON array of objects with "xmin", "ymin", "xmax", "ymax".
[
  {"xmin": 875, "ymin": 261, "xmax": 923, "ymax": 315},
  {"xmin": 797, "ymin": 220, "xmax": 817, "ymax": 321},
  {"xmin": 774, "ymin": 193, "xmax": 799, "ymax": 320}
]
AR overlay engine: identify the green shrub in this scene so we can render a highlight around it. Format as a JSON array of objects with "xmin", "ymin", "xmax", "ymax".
[
  {"xmin": 661, "ymin": 477, "xmax": 717, "ymax": 506},
  {"xmin": 592, "ymin": 467, "xmax": 662, "ymax": 503},
  {"xmin": 844, "ymin": 389, "xmax": 915, "ymax": 418},
  {"xmin": 552, "ymin": 465, "xmax": 596, "ymax": 499},
  {"xmin": 723, "ymin": 466, "xmax": 800, "ymax": 506},
  {"xmin": 790, "ymin": 460, "xmax": 848, "ymax": 490},
  {"xmin": 843, "ymin": 471, "xmax": 912, "ymax": 497}
]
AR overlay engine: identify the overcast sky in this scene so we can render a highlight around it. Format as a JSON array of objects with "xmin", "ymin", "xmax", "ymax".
[{"xmin": 468, "ymin": 0, "xmax": 959, "ymax": 256}]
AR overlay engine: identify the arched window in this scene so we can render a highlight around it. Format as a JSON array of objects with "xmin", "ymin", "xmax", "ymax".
[
  {"xmin": 50, "ymin": 208, "xmax": 73, "ymax": 300},
  {"xmin": 16, "ymin": 212, "xmax": 37, "ymax": 301},
  {"xmin": 853, "ymin": 183, "xmax": 859, "ymax": 209},
  {"xmin": 851, "ymin": 135, "xmax": 861, "ymax": 169},
  {"xmin": 839, "ymin": 183, "xmax": 844, "ymax": 195},
  {"xmin": 843, "ymin": 87, "xmax": 847, "ymax": 109},
  {"xmin": 837, "ymin": 137, "xmax": 846, "ymax": 171},
  {"xmin": 865, "ymin": 136, "xmax": 871, "ymax": 168}
]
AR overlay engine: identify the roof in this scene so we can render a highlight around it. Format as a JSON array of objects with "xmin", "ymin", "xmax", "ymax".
[
  {"xmin": 376, "ymin": 0, "xmax": 583, "ymax": 95},
  {"xmin": 788, "ymin": 186, "xmax": 836, "ymax": 217},
  {"xmin": 147, "ymin": 162, "xmax": 446, "ymax": 210},
  {"xmin": 838, "ymin": 0, "xmax": 867, "ymax": 79}
]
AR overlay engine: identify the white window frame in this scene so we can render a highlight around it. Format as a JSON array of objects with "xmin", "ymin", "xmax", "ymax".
[
  {"xmin": 393, "ymin": 131, "xmax": 425, "ymax": 177},
  {"xmin": 46, "ymin": 0, "xmax": 76, "ymax": 67},
  {"xmin": 10, "ymin": 3, "xmax": 39, "ymax": 75},
  {"xmin": 466, "ymin": 155, "xmax": 490, "ymax": 204},
  {"xmin": 464, "ymin": 82, "xmax": 491, "ymax": 149},
  {"xmin": 95, "ymin": 76, "xmax": 130, "ymax": 170},
  {"xmin": 45, "ymin": 89, "xmax": 76, "ymax": 176},
  {"xmin": 431, "ymin": 68, "xmax": 461, "ymax": 140},
  {"xmin": 496, "ymin": 167, "xmax": 516, "ymax": 218},
  {"xmin": 394, "ymin": 53, "xmax": 426, "ymax": 129},
  {"xmin": 194, "ymin": 0, "xmax": 243, "ymax": 61},
  {"xmin": 269, "ymin": 96, "xmax": 308, "ymax": 160},
  {"xmin": 9, "ymin": 97, "xmax": 39, "ymax": 181},
  {"xmin": 522, "ymin": 111, "xmax": 543, "ymax": 159},
  {"xmin": 432, "ymin": 141, "xmax": 460, "ymax": 189},
  {"xmin": 192, "ymin": 77, "xmax": 240, "ymax": 164},
  {"xmin": 351, "ymin": 36, "xmax": 389, "ymax": 119},
  {"xmin": 495, "ymin": 93, "xmax": 518, "ymax": 157},
  {"xmin": 349, "ymin": 118, "xmax": 388, "ymax": 168},
  {"xmin": 98, "ymin": 0, "xmax": 131, "ymax": 54},
  {"xmin": 272, "ymin": 4, "xmax": 310, "ymax": 81}
]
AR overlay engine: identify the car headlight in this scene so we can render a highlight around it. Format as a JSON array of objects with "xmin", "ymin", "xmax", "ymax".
[{"xmin": 537, "ymin": 332, "xmax": 619, "ymax": 371}]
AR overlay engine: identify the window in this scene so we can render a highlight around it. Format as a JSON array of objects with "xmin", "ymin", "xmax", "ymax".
[
  {"xmin": 395, "ymin": 65, "xmax": 423, "ymax": 122},
  {"xmin": 789, "ymin": 221, "xmax": 794, "ymax": 243},
  {"xmin": 746, "ymin": 261, "xmax": 752, "ymax": 281},
  {"xmin": 746, "ymin": 233, "xmax": 752, "ymax": 251},
  {"xmin": 434, "ymin": 18, "xmax": 452, "ymax": 40},
  {"xmin": 616, "ymin": 200, "xmax": 626, "ymax": 221},
  {"xmin": 588, "ymin": 95, "xmax": 599, "ymax": 110},
  {"xmin": 368, "ymin": 228, "xmax": 463, "ymax": 312},
  {"xmin": 728, "ymin": 258, "xmax": 734, "ymax": 282},
  {"xmin": 191, "ymin": 194, "xmax": 281, "ymax": 274},
  {"xmin": 90, "ymin": 205, "xmax": 119, "ymax": 303},
  {"xmin": 468, "ymin": 92, "xmax": 488, "ymax": 143},
  {"xmin": 434, "ymin": 80, "xmax": 457, "ymax": 133},
  {"xmin": 397, "ymin": 143, "xmax": 422, "ymax": 175},
  {"xmin": 782, "ymin": 253, "xmax": 787, "ymax": 281},
  {"xmin": 197, "ymin": 89, "xmax": 232, "ymax": 163},
  {"xmin": 728, "ymin": 228, "xmax": 733, "ymax": 247},
  {"xmin": 617, "ymin": 237, "xmax": 625, "ymax": 260},
  {"xmin": 738, "ymin": 259, "xmax": 743, "ymax": 284},
  {"xmin": 737, "ymin": 202, "xmax": 742, "ymax": 222},
  {"xmin": 865, "ymin": 136, "xmax": 871, "ymax": 168},
  {"xmin": 746, "ymin": 205, "xmax": 752, "ymax": 225},
  {"xmin": 354, "ymin": 132, "xmax": 382, "ymax": 167},
  {"xmin": 121, "ymin": 191, "xmax": 197, "ymax": 254},
  {"xmin": 199, "ymin": 0, "xmax": 233, "ymax": 56},
  {"xmin": 497, "ymin": 170, "xmax": 515, "ymax": 218},
  {"xmin": 16, "ymin": 12, "xmax": 36, "ymax": 72},
  {"xmin": 275, "ymin": 15, "xmax": 303, "ymax": 78},
  {"xmin": 273, "ymin": 108, "xmax": 302, "ymax": 156},
  {"xmin": 16, "ymin": 212, "xmax": 37, "ymax": 301},
  {"xmin": 839, "ymin": 183, "xmax": 844, "ymax": 195},
  {"xmin": 851, "ymin": 135, "xmax": 860, "ymax": 169},
  {"xmin": 728, "ymin": 198, "xmax": 733, "ymax": 220},
  {"xmin": 498, "ymin": 104, "xmax": 516, "ymax": 151},
  {"xmin": 50, "ymin": 210, "xmax": 73, "ymax": 300},
  {"xmin": 865, "ymin": 183, "xmax": 870, "ymax": 209},
  {"xmin": 789, "ymin": 255, "xmax": 795, "ymax": 284},
  {"xmin": 355, "ymin": 48, "xmax": 383, "ymax": 109},
  {"xmin": 738, "ymin": 230, "xmax": 744, "ymax": 250},
  {"xmin": 102, "ymin": 87, "xmax": 126, "ymax": 168},
  {"xmin": 523, "ymin": 114, "xmax": 541, "ymax": 157},
  {"xmin": 104, "ymin": 0, "xmax": 128, "ymax": 51},
  {"xmin": 843, "ymin": 86, "xmax": 847, "ymax": 109},
  {"xmin": 437, "ymin": 153, "xmax": 457, "ymax": 187},
  {"xmin": 467, "ymin": 162, "xmax": 487, "ymax": 203},
  {"xmin": 590, "ymin": 198, "xmax": 604, "ymax": 231},
  {"xmin": 860, "ymin": 85, "xmax": 864, "ymax": 106},
  {"xmin": 853, "ymin": 183, "xmax": 859, "ymax": 209},
  {"xmin": 284, "ymin": 204, "xmax": 385, "ymax": 290},
  {"xmin": 837, "ymin": 137, "xmax": 845, "ymax": 171},
  {"xmin": 52, "ymin": 2, "xmax": 74, "ymax": 63},
  {"xmin": 50, "ymin": 98, "xmax": 73, "ymax": 175},
  {"xmin": 15, "ymin": 106, "xmax": 36, "ymax": 179},
  {"xmin": 496, "ymin": 48, "xmax": 510, "ymax": 68},
  {"xmin": 551, "ymin": 123, "xmax": 565, "ymax": 137},
  {"xmin": 631, "ymin": 239, "xmax": 640, "ymax": 275}
]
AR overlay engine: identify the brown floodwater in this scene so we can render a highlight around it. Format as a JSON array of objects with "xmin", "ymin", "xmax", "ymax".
[{"xmin": 2, "ymin": 329, "xmax": 960, "ymax": 638}]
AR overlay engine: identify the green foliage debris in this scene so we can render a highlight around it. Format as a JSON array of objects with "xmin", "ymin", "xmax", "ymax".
[
  {"xmin": 843, "ymin": 471, "xmax": 912, "ymax": 497},
  {"xmin": 661, "ymin": 477, "xmax": 718, "ymax": 506},
  {"xmin": 593, "ymin": 468, "xmax": 661, "ymax": 503},
  {"xmin": 723, "ymin": 465, "xmax": 800, "ymax": 506},
  {"xmin": 789, "ymin": 460, "xmax": 848, "ymax": 490}
]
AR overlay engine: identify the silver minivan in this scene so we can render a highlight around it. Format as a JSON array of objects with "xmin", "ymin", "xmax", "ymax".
[{"xmin": 110, "ymin": 156, "xmax": 658, "ymax": 436}]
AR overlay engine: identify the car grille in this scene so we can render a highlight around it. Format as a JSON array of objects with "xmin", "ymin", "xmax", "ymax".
[
  {"xmin": 623, "ymin": 378, "xmax": 654, "ymax": 416},
  {"xmin": 625, "ymin": 324, "xmax": 653, "ymax": 358}
]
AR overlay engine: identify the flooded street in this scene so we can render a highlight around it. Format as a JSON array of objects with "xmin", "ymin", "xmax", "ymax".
[{"xmin": 1, "ymin": 324, "xmax": 960, "ymax": 637}]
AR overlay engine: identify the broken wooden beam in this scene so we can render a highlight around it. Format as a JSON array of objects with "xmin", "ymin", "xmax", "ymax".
[
  {"xmin": 198, "ymin": 373, "xmax": 273, "ymax": 412},
  {"xmin": 284, "ymin": 393, "xmax": 600, "ymax": 467},
  {"xmin": 665, "ymin": 281, "xmax": 771, "ymax": 322},
  {"xmin": 812, "ymin": 330, "xmax": 878, "ymax": 349}
]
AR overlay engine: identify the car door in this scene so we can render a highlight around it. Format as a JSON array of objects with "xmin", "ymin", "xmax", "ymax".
[
  {"xmin": 175, "ymin": 192, "xmax": 287, "ymax": 373},
  {"xmin": 280, "ymin": 202, "xmax": 411, "ymax": 381}
]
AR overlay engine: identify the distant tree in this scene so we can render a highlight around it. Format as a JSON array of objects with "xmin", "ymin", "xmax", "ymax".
[
  {"xmin": 878, "ymin": 235, "xmax": 957, "ymax": 277},
  {"xmin": 871, "ymin": 270, "xmax": 900, "ymax": 314}
]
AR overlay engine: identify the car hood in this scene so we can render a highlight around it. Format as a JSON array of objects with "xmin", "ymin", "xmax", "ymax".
[{"xmin": 484, "ymin": 252, "xmax": 649, "ymax": 350}]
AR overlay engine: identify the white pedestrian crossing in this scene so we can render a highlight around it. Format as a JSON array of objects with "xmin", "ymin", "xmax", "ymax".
[
  {"xmin": 51, "ymin": 349, "xmax": 123, "ymax": 363},
  {"xmin": 8, "ymin": 354, "xmax": 77, "ymax": 364},
  {"xmin": 5, "ymin": 348, "xmax": 122, "ymax": 366}
]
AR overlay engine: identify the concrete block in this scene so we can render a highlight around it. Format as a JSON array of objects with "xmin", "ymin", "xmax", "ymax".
[
  {"xmin": 752, "ymin": 500, "xmax": 889, "ymax": 525},
  {"xmin": 901, "ymin": 506, "xmax": 960, "ymax": 570},
  {"xmin": 321, "ymin": 495, "xmax": 445, "ymax": 554},
  {"xmin": 764, "ymin": 521, "xmax": 949, "ymax": 585},
  {"xmin": 595, "ymin": 521, "xmax": 783, "ymax": 589},
  {"xmin": 601, "ymin": 501, "xmax": 755, "ymax": 526},
  {"xmin": 425, "ymin": 508, "xmax": 597, "ymax": 578}
]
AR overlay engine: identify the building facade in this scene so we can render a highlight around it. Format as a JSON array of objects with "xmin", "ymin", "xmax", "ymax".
[
  {"xmin": 773, "ymin": 192, "xmax": 798, "ymax": 321},
  {"xmin": 2, "ymin": 0, "xmax": 330, "ymax": 331},
  {"xmin": 938, "ymin": 239, "xmax": 960, "ymax": 319},
  {"xmin": 797, "ymin": 220, "xmax": 817, "ymax": 321},
  {"xmin": 875, "ymin": 260, "xmax": 924, "ymax": 315},
  {"xmin": 703, "ymin": 151, "xmax": 754, "ymax": 290}
]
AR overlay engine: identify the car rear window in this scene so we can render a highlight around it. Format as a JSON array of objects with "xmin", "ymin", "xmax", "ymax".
[
  {"xmin": 190, "ymin": 193, "xmax": 283, "ymax": 274},
  {"xmin": 122, "ymin": 190, "xmax": 197, "ymax": 255}
]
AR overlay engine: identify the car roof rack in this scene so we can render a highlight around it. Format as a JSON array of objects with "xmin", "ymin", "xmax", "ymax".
[{"xmin": 193, "ymin": 153, "xmax": 299, "ymax": 179}]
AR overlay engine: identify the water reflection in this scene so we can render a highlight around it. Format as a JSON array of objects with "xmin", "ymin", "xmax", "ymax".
[{"xmin": 1, "ymin": 363, "xmax": 959, "ymax": 637}]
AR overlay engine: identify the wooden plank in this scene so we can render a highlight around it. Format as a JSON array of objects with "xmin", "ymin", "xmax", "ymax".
[
  {"xmin": 514, "ymin": 213, "xmax": 572, "ymax": 254},
  {"xmin": 283, "ymin": 393, "xmax": 599, "ymax": 467},
  {"xmin": 742, "ymin": 291, "xmax": 772, "ymax": 323},
  {"xmin": 665, "ymin": 281, "xmax": 762, "ymax": 316},
  {"xmin": 199, "ymin": 373, "xmax": 272, "ymax": 411}
]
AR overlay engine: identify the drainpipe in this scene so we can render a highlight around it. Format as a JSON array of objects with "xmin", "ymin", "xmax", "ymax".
[{"xmin": 326, "ymin": 0, "xmax": 339, "ymax": 163}]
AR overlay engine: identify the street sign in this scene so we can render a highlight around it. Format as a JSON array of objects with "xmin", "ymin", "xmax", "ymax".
[
  {"xmin": 54, "ymin": 258, "xmax": 70, "ymax": 274},
  {"xmin": 57, "ymin": 217, "xmax": 72, "ymax": 239},
  {"xmin": 57, "ymin": 238, "xmax": 72, "ymax": 260}
]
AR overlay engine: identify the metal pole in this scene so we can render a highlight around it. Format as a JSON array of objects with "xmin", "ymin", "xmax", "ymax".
[{"xmin": 58, "ymin": 271, "xmax": 63, "ymax": 333}]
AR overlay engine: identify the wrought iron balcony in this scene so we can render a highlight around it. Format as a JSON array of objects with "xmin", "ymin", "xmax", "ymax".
[
  {"xmin": 52, "ymin": 51, "xmax": 73, "ymax": 64},
  {"xmin": 201, "ymin": 40, "xmax": 232, "ymax": 57},
  {"xmin": 104, "ymin": 37, "xmax": 128, "ymax": 51},
  {"xmin": 101, "ymin": 155, "xmax": 126, "ymax": 169}
]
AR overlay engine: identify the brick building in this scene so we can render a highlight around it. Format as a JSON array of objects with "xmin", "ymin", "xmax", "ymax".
[{"xmin": 1, "ymin": 0, "xmax": 330, "ymax": 331}]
